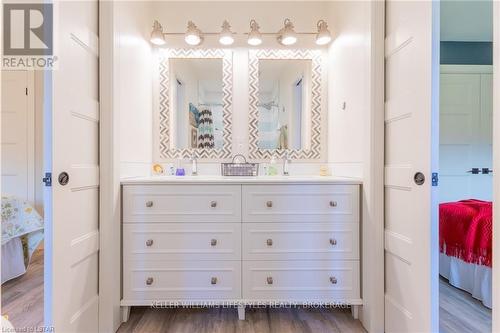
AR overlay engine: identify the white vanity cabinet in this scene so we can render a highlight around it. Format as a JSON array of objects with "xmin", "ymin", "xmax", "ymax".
[{"xmin": 121, "ymin": 178, "xmax": 362, "ymax": 321}]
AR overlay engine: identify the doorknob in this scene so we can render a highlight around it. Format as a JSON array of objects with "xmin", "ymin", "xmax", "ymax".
[
  {"xmin": 58, "ymin": 172, "xmax": 69, "ymax": 186},
  {"xmin": 413, "ymin": 172, "xmax": 425, "ymax": 185}
]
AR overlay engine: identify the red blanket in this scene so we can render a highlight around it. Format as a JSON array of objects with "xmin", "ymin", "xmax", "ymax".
[{"xmin": 439, "ymin": 200, "xmax": 492, "ymax": 267}]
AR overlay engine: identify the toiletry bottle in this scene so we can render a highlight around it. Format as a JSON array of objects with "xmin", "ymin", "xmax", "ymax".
[
  {"xmin": 268, "ymin": 155, "xmax": 278, "ymax": 176},
  {"xmin": 175, "ymin": 158, "xmax": 185, "ymax": 176}
]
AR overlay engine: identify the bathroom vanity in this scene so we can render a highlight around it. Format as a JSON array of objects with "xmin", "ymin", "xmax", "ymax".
[{"xmin": 120, "ymin": 177, "xmax": 362, "ymax": 321}]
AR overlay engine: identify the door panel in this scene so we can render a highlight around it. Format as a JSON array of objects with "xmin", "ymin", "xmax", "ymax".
[
  {"xmin": 47, "ymin": 1, "xmax": 99, "ymax": 331},
  {"xmin": 440, "ymin": 70, "xmax": 492, "ymax": 202},
  {"xmin": 1, "ymin": 71, "xmax": 32, "ymax": 201},
  {"xmin": 384, "ymin": 1, "xmax": 439, "ymax": 332}
]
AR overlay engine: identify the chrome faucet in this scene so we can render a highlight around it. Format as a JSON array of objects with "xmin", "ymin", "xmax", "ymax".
[
  {"xmin": 283, "ymin": 151, "xmax": 291, "ymax": 176},
  {"xmin": 190, "ymin": 152, "xmax": 198, "ymax": 176}
]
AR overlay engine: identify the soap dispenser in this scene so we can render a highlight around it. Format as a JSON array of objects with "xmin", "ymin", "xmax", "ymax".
[{"xmin": 268, "ymin": 154, "xmax": 278, "ymax": 176}]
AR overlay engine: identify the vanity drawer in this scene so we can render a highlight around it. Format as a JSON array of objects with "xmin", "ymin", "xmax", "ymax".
[
  {"xmin": 123, "ymin": 260, "xmax": 241, "ymax": 301},
  {"xmin": 124, "ymin": 223, "xmax": 241, "ymax": 261},
  {"xmin": 242, "ymin": 185, "xmax": 359, "ymax": 223},
  {"xmin": 242, "ymin": 223, "xmax": 359, "ymax": 260},
  {"xmin": 242, "ymin": 260, "xmax": 360, "ymax": 302},
  {"xmin": 123, "ymin": 185, "xmax": 241, "ymax": 223}
]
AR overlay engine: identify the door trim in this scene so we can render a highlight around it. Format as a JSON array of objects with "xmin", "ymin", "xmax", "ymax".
[
  {"xmin": 492, "ymin": 1, "xmax": 500, "ymax": 331},
  {"xmin": 360, "ymin": 1, "xmax": 385, "ymax": 332},
  {"xmin": 98, "ymin": 1, "xmax": 122, "ymax": 332}
]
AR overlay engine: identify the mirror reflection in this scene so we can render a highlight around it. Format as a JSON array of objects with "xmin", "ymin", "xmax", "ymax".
[
  {"xmin": 170, "ymin": 58, "xmax": 224, "ymax": 149},
  {"xmin": 258, "ymin": 59, "xmax": 312, "ymax": 150}
]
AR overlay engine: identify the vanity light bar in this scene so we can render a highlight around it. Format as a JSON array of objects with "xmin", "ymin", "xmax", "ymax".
[{"xmin": 149, "ymin": 19, "xmax": 332, "ymax": 47}]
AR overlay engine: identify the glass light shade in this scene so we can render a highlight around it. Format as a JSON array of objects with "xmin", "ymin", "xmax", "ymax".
[
  {"xmin": 185, "ymin": 21, "xmax": 203, "ymax": 46},
  {"xmin": 315, "ymin": 34, "xmax": 331, "ymax": 45},
  {"xmin": 219, "ymin": 20, "xmax": 234, "ymax": 45},
  {"xmin": 279, "ymin": 34, "xmax": 297, "ymax": 45},
  {"xmin": 247, "ymin": 19, "xmax": 262, "ymax": 46},
  {"xmin": 219, "ymin": 35, "xmax": 234, "ymax": 45},
  {"xmin": 185, "ymin": 33, "xmax": 202, "ymax": 45},
  {"xmin": 150, "ymin": 20, "xmax": 166, "ymax": 45},
  {"xmin": 248, "ymin": 34, "xmax": 262, "ymax": 46},
  {"xmin": 315, "ymin": 20, "xmax": 332, "ymax": 45},
  {"xmin": 278, "ymin": 19, "xmax": 297, "ymax": 46}
]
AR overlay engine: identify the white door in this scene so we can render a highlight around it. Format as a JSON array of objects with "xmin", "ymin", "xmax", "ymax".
[
  {"xmin": 384, "ymin": 1, "xmax": 439, "ymax": 332},
  {"xmin": 440, "ymin": 67, "xmax": 493, "ymax": 202},
  {"xmin": 45, "ymin": 1, "xmax": 100, "ymax": 331},
  {"xmin": 1, "ymin": 71, "xmax": 34, "ymax": 202}
]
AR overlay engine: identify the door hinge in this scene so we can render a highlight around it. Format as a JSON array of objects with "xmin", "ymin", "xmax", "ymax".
[
  {"xmin": 432, "ymin": 172, "xmax": 439, "ymax": 186},
  {"xmin": 43, "ymin": 172, "xmax": 52, "ymax": 187}
]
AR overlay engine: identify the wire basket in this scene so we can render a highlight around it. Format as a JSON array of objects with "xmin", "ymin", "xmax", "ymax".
[{"xmin": 221, "ymin": 154, "xmax": 259, "ymax": 176}]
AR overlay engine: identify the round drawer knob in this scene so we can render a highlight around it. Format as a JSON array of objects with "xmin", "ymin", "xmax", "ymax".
[
  {"xmin": 266, "ymin": 201, "xmax": 273, "ymax": 208},
  {"xmin": 329, "ymin": 238, "xmax": 337, "ymax": 246},
  {"xmin": 266, "ymin": 238, "xmax": 273, "ymax": 246},
  {"xmin": 329, "ymin": 201, "xmax": 337, "ymax": 207},
  {"xmin": 146, "ymin": 277, "xmax": 154, "ymax": 285},
  {"xmin": 146, "ymin": 201, "xmax": 154, "ymax": 208},
  {"xmin": 146, "ymin": 239, "xmax": 154, "ymax": 247},
  {"xmin": 211, "ymin": 239, "xmax": 217, "ymax": 246},
  {"xmin": 211, "ymin": 201, "xmax": 217, "ymax": 208},
  {"xmin": 211, "ymin": 277, "xmax": 218, "ymax": 285},
  {"xmin": 267, "ymin": 276, "xmax": 274, "ymax": 285},
  {"xmin": 330, "ymin": 276, "xmax": 337, "ymax": 284}
]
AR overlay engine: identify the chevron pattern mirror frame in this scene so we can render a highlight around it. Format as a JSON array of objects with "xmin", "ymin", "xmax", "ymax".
[
  {"xmin": 248, "ymin": 49, "xmax": 323, "ymax": 160},
  {"xmin": 158, "ymin": 49, "xmax": 233, "ymax": 160}
]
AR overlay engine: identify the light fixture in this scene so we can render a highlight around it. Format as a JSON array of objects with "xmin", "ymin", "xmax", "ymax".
[
  {"xmin": 185, "ymin": 21, "xmax": 203, "ymax": 46},
  {"xmin": 150, "ymin": 20, "xmax": 166, "ymax": 45},
  {"xmin": 219, "ymin": 20, "xmax": 234, "ymax": 45},
  {"xmin": 247, "ymin": 19, "xmax": 262, "ymax": 46},
  {"xmin": 315, "ymin": 20, "xmax": 332, "ymax": 45},
  {"xmin": 277, "ymin": 18, "xmax": 297, "ymax": 46}
]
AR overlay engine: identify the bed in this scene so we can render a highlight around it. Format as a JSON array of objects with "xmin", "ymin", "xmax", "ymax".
[
  {"xmin": 439, "ymin": 199, "xmax": 492, "ymax": 308},
  {"xmin": 1, "ymin": 195, "xmax": 44, "ymax": 284}
]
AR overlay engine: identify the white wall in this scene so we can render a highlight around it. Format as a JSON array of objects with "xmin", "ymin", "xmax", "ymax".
[
  {"xmin": 115, "ymin": 1, "xmax": 153, "ymax": 178},
  {"xmin": 327, "ymin": 1, "xmax": 370, "ymax": 178},
  {"xmin": 441, "ymin": 0, "xmax": 492, "ymax": 42},
  {"xmin": 327, "ymin": 2, "xmax": 384, "ymax": 332}
]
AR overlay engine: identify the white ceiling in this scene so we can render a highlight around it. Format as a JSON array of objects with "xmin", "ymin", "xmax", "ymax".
[{"xmin": 441, "ymin": 0, "xmax": 492, "ymax": 42}]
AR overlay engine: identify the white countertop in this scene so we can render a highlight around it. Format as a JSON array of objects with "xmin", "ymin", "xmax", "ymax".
[{"xmin": 121, "ymin": 175, "xmax": 363, "ymax": 185}]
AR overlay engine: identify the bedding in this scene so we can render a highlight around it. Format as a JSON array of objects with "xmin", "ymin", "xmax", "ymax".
[
  {"xmin": 440, "ymin": 253, "xmax": 492, "ymax": 308},
  {"xmin": 439, "ymin": 199, "xmax": 492, "ymax": 267},
  {"xmin": 1, "ymin": 195, "xmax": 44, "ymax": 283}
]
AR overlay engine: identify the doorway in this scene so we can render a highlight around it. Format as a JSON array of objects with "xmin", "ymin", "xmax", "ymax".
[
  {"xmin": 1, "ymin": 70, "xmax": 45, "ymax": 329},
  {"xmin": 438, "ymin": 1, "xmax": 493, "ymax": 332}
]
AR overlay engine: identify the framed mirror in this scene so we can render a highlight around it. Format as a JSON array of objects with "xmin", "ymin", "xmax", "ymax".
[
  {"xmin": 248, "ymin": 49, "xmax": 323, "ymax": 160},
  {"xmin": 158, "ymin": 49, "xmax": 233, "ymax": 159}
]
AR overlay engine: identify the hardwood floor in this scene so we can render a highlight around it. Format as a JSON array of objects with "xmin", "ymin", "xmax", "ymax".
[
  {"xmin": 1, "ymin": 248, "xmax": 44, "ymax": 329},
  {"xmin": 117, "ymin": 307, "xmax": 366, "ymax": 333},
  {"xmin": 439, "ymin": 277, "xmax": 491, "ymax": 333},
  {"xmin": 3, "ymin": 250, "xmax": 492, "ymax": 333}
]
